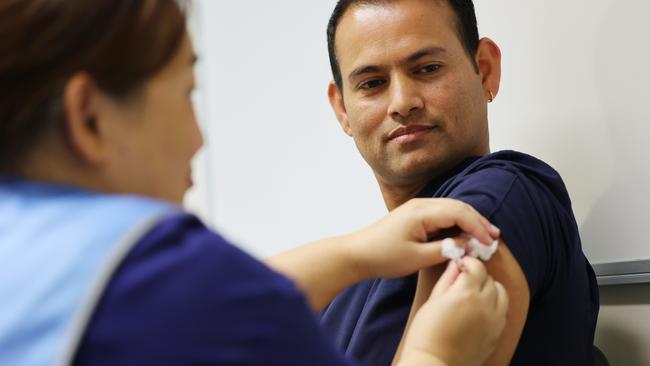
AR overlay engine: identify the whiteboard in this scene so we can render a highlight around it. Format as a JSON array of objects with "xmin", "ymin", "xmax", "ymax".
[
  {"xmin": 475, "ymin": 0, "xmax": 650, "ymax": 268},
  {"xmin": 188, "ymin": 1, "xmax": 650, "ymax": 274}
]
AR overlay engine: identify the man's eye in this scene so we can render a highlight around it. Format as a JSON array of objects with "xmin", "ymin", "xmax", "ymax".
[
  {"xmin": 359, "ymin": 79, "xmax": 386, "ymax": 90},
  {"xmin": 417, "ymin": 64, "xmax": 441, "ymax": 74}
]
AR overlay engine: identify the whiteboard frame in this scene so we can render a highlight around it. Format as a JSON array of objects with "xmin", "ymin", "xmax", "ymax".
[{"xmin": 594, "ymin": 260, "xmax": 650, "ymax": 286}]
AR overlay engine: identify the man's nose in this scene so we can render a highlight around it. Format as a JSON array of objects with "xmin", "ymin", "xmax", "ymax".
[{"xmin": 387, "ymin": 75, "xmax": 424, "ymax": 120}]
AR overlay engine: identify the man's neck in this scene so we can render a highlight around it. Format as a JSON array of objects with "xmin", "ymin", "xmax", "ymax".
[
  {"xmin": 376, "ymin": 149, "xmax": 491, "ymax": 211},
  {"xmin": 379, "ymin": 179, "xmax": 430, "ymax": 211}
]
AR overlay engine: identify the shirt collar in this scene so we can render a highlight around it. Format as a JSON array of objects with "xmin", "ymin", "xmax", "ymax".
[{"xmin": 416, "ymin": 156, "xmax": 482, "ymax": 198}]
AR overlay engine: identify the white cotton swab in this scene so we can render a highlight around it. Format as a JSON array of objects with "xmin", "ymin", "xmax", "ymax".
[
  {"xmin": 442, "ymin": 238, "xmax": 466, "ymax": 270},
  {"xmin": 441, "ymin": 236, "xmax": 499, "ymax": 271},
  {"xmin": 467, "ymin": 237, "xmax": 499, "ymax": 261}
]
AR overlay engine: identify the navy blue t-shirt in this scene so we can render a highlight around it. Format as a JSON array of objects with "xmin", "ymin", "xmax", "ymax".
[
  {"xmin": 320, "ymin": 150, "xmax": 599, "ymax": 366},
  {"xmin": 74, "ymin": 214, "xmax": 353, "ymax": 366}
]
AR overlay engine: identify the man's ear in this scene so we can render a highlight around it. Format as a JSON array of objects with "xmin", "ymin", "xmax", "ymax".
[
  {"xmin": 61, "ymin": 73, "xmax": 110, "ymax": 164},
  {"xmin": 475, "ymin": 37, "xmax": 502, "ymax": 101},
  {"xmin": 327, "ymin": 80, "xmax": 353, "ymax": 137}
]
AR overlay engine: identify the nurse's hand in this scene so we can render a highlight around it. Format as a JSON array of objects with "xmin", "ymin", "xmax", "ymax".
[
  {"xmin": 266, "ymin": 197, "xmax": 499, "ymax": 311},
  {"xmin": 397, "ymin": 257, "xmax": 509, "ymax": 366},
  {"xmin": 349, "ymin": 198, "xmax": 500, "ymax": 280}
]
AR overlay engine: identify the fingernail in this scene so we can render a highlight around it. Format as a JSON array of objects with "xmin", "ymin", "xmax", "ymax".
[{"xmin": 491, "ymin": 224, "xmax": 501, "ymax": 235}]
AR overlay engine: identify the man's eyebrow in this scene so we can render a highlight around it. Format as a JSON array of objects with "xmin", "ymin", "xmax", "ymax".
[
  {"xmin": 348, "ymin": 65, "xmax": 383, "ymax": 82},
  {"xmin": 347, "ymin": 47, "xmax": 448, "ymax": 82},
  {"xmin": 406, "ymin": 47, "xmax": 448, "ymax": 63}
]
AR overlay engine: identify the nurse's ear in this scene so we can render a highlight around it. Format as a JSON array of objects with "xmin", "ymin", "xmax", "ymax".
[{"xmin": 61, "ymin": 73, "xmax": 113, "ymax": 165}]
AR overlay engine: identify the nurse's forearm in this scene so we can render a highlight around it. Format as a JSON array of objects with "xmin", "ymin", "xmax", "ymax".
[{"xmin": 265, "ymin": 234, "xmax": 365, "ymax": 311}]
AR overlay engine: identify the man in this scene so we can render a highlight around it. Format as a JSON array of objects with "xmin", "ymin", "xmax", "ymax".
[{"xmin": 319, "ymin": 0, "xmax": 599, "ymax": 365}]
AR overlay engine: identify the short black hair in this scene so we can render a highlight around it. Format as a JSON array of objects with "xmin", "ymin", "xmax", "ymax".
[{"xmin": 327, "ymin": 0, "xmax": 480, "ymax": 90}]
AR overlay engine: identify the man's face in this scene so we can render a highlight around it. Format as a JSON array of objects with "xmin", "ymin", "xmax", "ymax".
[
  {"xmin": 105, "ymin": 32, "xmax": 203, "ymax": 204},
  {"xmin": 330, "ymin": 0, "xmax": 498, "ymax": 187}
]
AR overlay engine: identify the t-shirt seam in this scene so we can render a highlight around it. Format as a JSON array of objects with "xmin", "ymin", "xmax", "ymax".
[
  {"xmin": 485, "ymin": 173, "xmax": 551, "ymax": 298},
  {"xmin": 484, "ymin": 174, "xmax": 519, "ymax": 221},
  {"xmin": 463, "ymin": 167, "xmax": 520, "ymax": 221}
]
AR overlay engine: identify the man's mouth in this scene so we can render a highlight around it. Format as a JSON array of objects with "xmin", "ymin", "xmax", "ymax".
[{"xmin": 387, "ymin": 125, "xmax": 437, "ymax": 144}]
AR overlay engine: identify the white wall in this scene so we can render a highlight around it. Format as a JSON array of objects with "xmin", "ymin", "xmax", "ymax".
[
  {"xmin": 598, "ymin": 284, "xmax": 650, "ymax": 365},
  {"xmin": 188, "ymin": 0, "xmax": 385, "ymax": 257},
  {"xmin": 188, "ymin": 1, "xmax": 650, "ymax": 364}
]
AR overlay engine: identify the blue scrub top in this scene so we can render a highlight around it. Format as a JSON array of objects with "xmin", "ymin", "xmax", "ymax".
[
  {"xmin": 73, "ymin": 214, "xmax": 353, "ymax": 365},
  {"xmin": 320, "ymin": 150, "xmax": 599, "ymax": 366}
]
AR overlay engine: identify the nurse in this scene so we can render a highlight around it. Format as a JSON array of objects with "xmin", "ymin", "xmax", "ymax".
[{"xmin": 0, "ymin": 1, "xmax": 507, "ymax": 365}]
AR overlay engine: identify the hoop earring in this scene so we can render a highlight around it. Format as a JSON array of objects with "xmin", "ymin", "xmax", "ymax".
[{"xmin": 487, "ymin": 90, "xmax": 495, "ymax": 103}]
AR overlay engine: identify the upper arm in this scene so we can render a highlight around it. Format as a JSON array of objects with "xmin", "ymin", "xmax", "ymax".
[
  {"xmin": 410, "ymin": 169, "xmax": 547, "ymax": 364},
  {"xmin": 481, "ymin": 240, "xmax": 529, "ymax": 366},
  {"xmin": 405, "ymin": 240, "xmax": 528, "ymax": 366},
  {"xmin": 451, "ymin": 171, "xmax": 543, "ymax": 365}
]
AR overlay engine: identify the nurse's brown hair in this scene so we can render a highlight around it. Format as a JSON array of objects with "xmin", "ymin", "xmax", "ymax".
[{"xmin": 0, "ymin": 0, "xmax": 187, "ymax": 171}]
